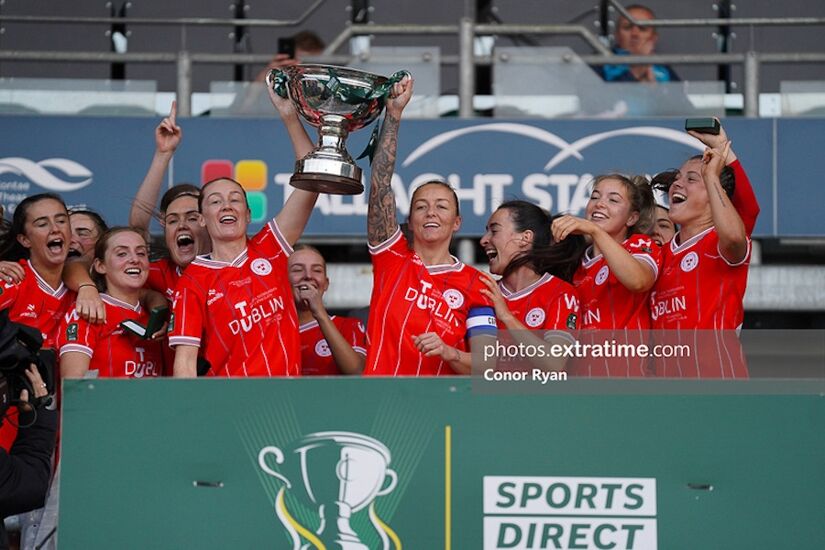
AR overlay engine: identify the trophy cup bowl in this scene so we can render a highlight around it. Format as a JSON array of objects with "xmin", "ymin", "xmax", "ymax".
[
  {"xmin": 270, "ymin": 64, "xmax": 390, "ymax": 195},
  {"xmin": 296, "ymin": 432, "xmax": 397, "ymax": 549}
]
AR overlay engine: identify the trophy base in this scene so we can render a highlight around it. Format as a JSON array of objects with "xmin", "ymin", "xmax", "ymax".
[{"xmin": 290, "ymin": 173, "xmax": 364, "ymax": 195}]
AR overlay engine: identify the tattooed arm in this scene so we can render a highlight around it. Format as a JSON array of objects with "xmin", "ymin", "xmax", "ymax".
[
  {"xmin": 367, "ymin": 75, "xmax": 414, "ymax": 246},
  {"xmin": 702, "ymin": 141, "xmax": 748, "ymax": 264}
]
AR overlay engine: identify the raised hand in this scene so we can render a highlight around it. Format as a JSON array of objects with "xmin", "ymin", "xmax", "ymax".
[
  {"xmin": 701, "ymin": 140, "xmax": 732, "ymax": 183},
  {"xmin": 385, "ymin": 74, "xmax": 413, "ymax": 118},
  {"xmin": 687, "ymin": 117, "xmax": 729, "ymax": 148},
  {"xmin": 552, "ymin": 215, "xmax": 598, "ymax": 242},
  {"xmin": 156, "ymin": 100, "xmax": 182, "ymax": 155}
]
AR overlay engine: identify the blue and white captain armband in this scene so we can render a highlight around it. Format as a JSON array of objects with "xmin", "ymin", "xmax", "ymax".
[{"xmin": 466, "ymin": 306, "xmax": 497, "ymax": 338}]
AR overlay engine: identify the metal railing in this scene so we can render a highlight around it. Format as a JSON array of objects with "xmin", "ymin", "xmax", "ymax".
[{"xmin": 1, "ymin": 3, "xmax": 825, "ymax": 118}]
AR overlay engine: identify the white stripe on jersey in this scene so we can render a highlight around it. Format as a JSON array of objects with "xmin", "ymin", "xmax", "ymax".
[{"xmin": 59, "ymin": 343, "xmax": 93, "ymax": 357}]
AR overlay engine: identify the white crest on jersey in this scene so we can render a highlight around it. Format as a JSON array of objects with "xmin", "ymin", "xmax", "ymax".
[
  {"xmin": 251, "ymin": 258, "xmax": 273, "ymax": 276},
  {"xmin": 315, "ymin": 339, "xmax": 332, "ymax": 357},
  {"xmin": 680, "ymin": 251, "xmax": 699, "ymax": 273},
  {"xmin": 525, "ymin": 307, "xmax": 546, "ymax": 328},
  {"xmin": 595, "ymin": 265, "xmax": 610, "ymax": 285},
  {"xmin": 442, "ymin": 288, "xmax": 465, "ymax": 310}
]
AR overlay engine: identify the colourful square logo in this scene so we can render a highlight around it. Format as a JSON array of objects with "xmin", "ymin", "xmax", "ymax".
[
  {"xmin": 235, "ymin": 160, "xmax": 267, "ymax": 191},
  {"xmin": 247, "ymin": 192, "xmax": 267, "ymax": 223},
  {"xmin": 201, "ymin": 160, "xmax": 233, "ymax": 184}
]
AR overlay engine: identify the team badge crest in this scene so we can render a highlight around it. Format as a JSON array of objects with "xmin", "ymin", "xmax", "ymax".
[
  {"xmin": 66, "ymin": 323, "xmax": 78, "ymax": 342},
  {"xmin": 525, "ymin": 307, "xmax": 546, "ymax": 328},
  {"xmin": 680, "ymin": 252, "xmax": 699, "ymax": 272},
  {"xmin": 442, "ymin": 289, "xmax": 465, "ymax": 309},
  {"xmin": 315, "ymin": 339, "xmax": 332, "ymax": 357},
  {"xmin": 251, "ymin": 258, "xmax": 273, "ymax": 276},
  {"xmin": 595, "ymin": 265, "xmax": 610, "ymax": 285}
]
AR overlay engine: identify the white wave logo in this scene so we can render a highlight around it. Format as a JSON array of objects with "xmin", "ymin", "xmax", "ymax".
[
  {"xmin": 0, "ymin": 157, "xmax": 93, "ymax": 192},
  {"xmin": 402, "ymin": 123, "xmax": 704, "ymax": 169}
]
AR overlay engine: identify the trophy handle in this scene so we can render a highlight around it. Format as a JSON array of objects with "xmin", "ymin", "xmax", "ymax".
[
  {"xmin": 375, "ymin": 468, "xmax": 398, "ymax": 497},
  {"xmin": 266, "ymin": 69, "xmax": 289, "ymax": 99},
  {"xmin": 258, "ymin": 446, "xmax": 292, "ymax": 488}
]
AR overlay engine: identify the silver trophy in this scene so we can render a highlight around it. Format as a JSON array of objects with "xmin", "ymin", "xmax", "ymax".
[
  {"xmin": 259, "ymin": 431, "xmax": 398, "ymax": 549},
  {"xmin": 269, "ymin": 64, "xmax": 399, "ymax": 195}
]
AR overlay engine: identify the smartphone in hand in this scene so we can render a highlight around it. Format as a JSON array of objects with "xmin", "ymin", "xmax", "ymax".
[
  {"xmin": 120, "ymin": 306, "xmax": 169, "ymax": 339},
  {"xmin": 278, "ymin": 37, "xmax": 296, "ymax": 59},
  {"xmin": 685, "ymin": 117, "xmax": 721, "ymax": 135}
]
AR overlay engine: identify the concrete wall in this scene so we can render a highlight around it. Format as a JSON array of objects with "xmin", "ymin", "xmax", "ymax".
[{"xmin": 1, "ymin": 0, "xmax": 823, "ymax": 92}]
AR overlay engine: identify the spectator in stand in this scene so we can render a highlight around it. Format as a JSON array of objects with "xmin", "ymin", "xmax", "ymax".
[
  {"xmin": 552, "ymin": 175, "xmax": 659, "ymax": 377},
  {"xmin": 169, "ymin": 83, "xmax": 318, "ymax": 378},
  {"xmin": 601, "ymin": 4, "xmax": 679, "ymax": 83},
  {"xmin": 58, "ymin": 228, "xmax": 164, "ymax": 379},
  {"xmin": 363, "ymin": 75, "xmax": 497, "ymax": 376},
  {"xmin": 231, "ymin": 30, "xmax": 326, "ymax": 116},
  {"xmin": 289, "ymin": 245, "xmax": 366, "ymax": 375},
  {"xmin": 479, "ymin": 201, "xmax": 583, "ymax": 372}
]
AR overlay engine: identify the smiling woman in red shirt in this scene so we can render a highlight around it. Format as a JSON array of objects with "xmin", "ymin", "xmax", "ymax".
[
  {"xmin": 168, "ymin": 88, "xmax": 318, "ymax": 378},
  {"xmin": 58, "ymin": 227, "xmax": 164, "ymax": 379}
]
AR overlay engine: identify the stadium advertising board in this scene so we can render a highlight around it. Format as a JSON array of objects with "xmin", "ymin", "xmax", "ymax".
[
  {"xmin": 1, "ymin": 116, "xmax": 821, "ymax": 236},
  {"xmin": 59, "ymin": 378, "xmax": 825, "ymax": 549}
]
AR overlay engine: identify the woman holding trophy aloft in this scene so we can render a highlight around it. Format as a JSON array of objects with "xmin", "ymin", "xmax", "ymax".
[
  {"xmin": 169, "ymin": 86, "xmax": 319, "ymax": 378},
  {"xmin": 363, "ymin": 75, "xmax": 497, "ymax": 376}
]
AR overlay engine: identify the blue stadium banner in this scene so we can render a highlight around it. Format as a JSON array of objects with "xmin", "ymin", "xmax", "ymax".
[{"xmin": 1, "ymin": 116, "xmax": 821, "ymax": 236}]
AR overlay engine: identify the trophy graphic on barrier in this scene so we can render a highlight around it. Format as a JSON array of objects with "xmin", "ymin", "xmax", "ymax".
[
  {"xmin": 259, "ymin": 431, "xmax": 400, "ymax": 550},
  {"xmin": 268, "ymin": 65, "xmax": 408, "ymax": 195}
]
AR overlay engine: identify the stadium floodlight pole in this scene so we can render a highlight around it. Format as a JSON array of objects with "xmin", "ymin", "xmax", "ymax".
[
  {"xmin": 714, "ymin": 0, "xmax": 734, "ymax": 93},
  {"xmin": 598, "ymin": 0, "xmax": 611, "ymax": 41},
  {"xmin": 176, "ymin": 51, "xmax": 192, "ymax": 117},
  {"xmin": 743, "ymin": 51, "xmax": 759, "ymax": 117},
  {"xmin": 458, "ymin": 17, "xmax": 476, "ymax": 118},
  {"xmin": 230, "ymin": 0, "xmax": 250, "ymax": 82},
  {"xmin": 106, "ymin": 1, "xmax": 129, "ymax": 80},
  {"xmin": 349, "ymin": 0, "xmax": 371, "ymax": 56}
]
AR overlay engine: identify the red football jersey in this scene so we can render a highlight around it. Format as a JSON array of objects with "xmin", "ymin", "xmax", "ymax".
[
  {"xmin": 57, "ymin": 294, "xmax": 164, "ymax": 378},
  {"xmin": 168, "ymin": 220, "xmax": 300, "ymax": 377},
  {"xmin": 0, "ymin": 260, "xmax": 74, "ymax": 349},
  {"xmin": 499, "ymin": 273, "xmax": 580, "ymax": 337},
  {"xmin": 300, "ymin": 316, "xmax": 367, "ymax": 376},
  {"xmin": 573, "ymin": 234, "xmax": 661, "ymax": 331},
  {"xmin": 651, "ymin": 227, "xmax": 751, "ymax": 378},
  {"xmin": 568, "ymin": 234, "xmax": 660, "ymax": 377},
  {"xmin": 364, "ymin": 229, "xmax": 496, "ymax": 376},
  {"xmin": 147, "ymin": 257, "xmax": 181, "ymax": 300}
]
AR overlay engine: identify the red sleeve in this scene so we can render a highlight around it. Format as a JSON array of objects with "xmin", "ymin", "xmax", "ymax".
[
  {"xmin": 57, "ymin": 309, "xmax": 96, "ymax": 358},
  {"xmin": 0, "ymin": 280, "xmax": 20, "ymax": 311},
  {"xmin": 626, "ymin": 234, "xmax": 661, "ymax": 281},
  {"xmin": 730, "ymin": 160, "xmax": 760, "ymax": 236},
  {"xmin": 168, "ymin": 277, "xmax": 205, "ymax": 348},
  {"xmin": 339, "ymin": 317, "xmax": 367, "ymax": 356},
  {"xmin": 368, "ymin": 227, "xmax": 410, "ymax": 274},
  {"xmin": 146, "ymin": 259, "xmax": 170, "ymax": 295}
]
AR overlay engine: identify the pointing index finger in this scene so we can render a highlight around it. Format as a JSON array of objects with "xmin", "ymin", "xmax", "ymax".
[{"xmin": 169, "ymin": 100, "xmax": 177, "ymax": 125}]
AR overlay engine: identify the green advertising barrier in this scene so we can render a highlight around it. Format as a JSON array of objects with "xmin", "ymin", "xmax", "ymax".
[{"xmin": 59, "ymin": 379, "xmax": 825, "ymax": 549}]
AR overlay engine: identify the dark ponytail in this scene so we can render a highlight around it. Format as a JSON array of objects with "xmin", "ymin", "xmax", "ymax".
[{"xmin": 498, "ymin": 200, "xmax": 585, "ymax": 284}]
